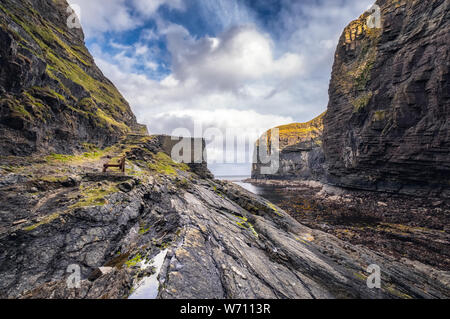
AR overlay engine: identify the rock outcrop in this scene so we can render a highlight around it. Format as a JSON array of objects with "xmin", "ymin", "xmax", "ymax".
[
  {"xmin": 1, "ymin": 135, "xmax": 449, "ymax": 299},
  {"xmin": 156, "ymin": 135, "xmax": 213, "ymax": 179},
  {"xmin": 323, "ymin": 0, "xmax": 450, "ymax": 198},
  {"xmin": 0, "ymin": 0, "xmax": 144, "ymax": 156},
  {"xmin": 1, "ymin": 0, "xmax": 448, "ymax": 300},
  {"xmin": 252, "ymin": 112, "xmax": 325, "ymax": 180},
  {"xmin": 252, "ymin": 0, "xmax": 449, "ymax": 199}
]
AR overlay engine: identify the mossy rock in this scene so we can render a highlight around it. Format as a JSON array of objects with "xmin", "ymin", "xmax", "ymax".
[{"xmin": 147, "ymin": 152, "xmax": 190, "ymax": 177}]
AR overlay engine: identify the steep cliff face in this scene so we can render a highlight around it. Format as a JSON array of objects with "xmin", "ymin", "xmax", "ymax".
[
  {"xmin": 0, "ymin": 0, "xmax": 143, "ymax": 156},
  {"xmin": 323, "ymin": 0, "xmax": 450, "ymax": 197},
  {"xmin": 0, "ymin": 0, "xmax": 449, "ymax": 300},
  {"xmin": 252, "ymin": 112, "xmax": 325, "ymax": 180}
]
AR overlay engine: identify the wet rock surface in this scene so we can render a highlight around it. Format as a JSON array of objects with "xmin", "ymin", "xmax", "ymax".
[
  {"xmin": 1, "ymin": 137, "xmax": 449, "ymax": 299},
  {"xmin": 247, "ymin": 179, "xmax": 450, "ymax": 271}
]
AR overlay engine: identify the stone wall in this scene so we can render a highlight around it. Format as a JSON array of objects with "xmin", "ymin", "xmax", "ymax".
[{"xmin": 156, "ymin": 135, "xmax": 212, "ymax": 178}]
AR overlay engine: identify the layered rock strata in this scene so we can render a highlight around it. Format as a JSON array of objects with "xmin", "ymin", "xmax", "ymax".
[
  {"xmin": 323, "ymin": 0, "xmax": 450, "ymax": 197},
  {"xmin": 1, "ymin": 135, "xmax": 448, "ymax": 299},
  {"xmin": 1, "ymin": 0, "xmax": 449, "ymax": 300},
  {"xmin": 0, "ymin": 0, "xmax": 143, "ymax": 156},
  {"xmin": 252, "ymin": 112, "xmax": 325, "ymax": 180}
]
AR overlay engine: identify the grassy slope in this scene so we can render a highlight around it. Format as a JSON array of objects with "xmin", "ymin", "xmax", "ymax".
[{"xmin": 0, "ymin": 0, "xmax": 139, "ymax": 152}]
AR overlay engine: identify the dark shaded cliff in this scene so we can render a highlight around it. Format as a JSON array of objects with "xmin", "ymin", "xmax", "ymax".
[
  {"xmin": 252, "ymin": 112, "xmax": 325, "ymax": 180},
  {"xmin": 323, "ymin": 0, "xmax": 450, "ymax": 197},
  {"xmin": 0, "ymin": 0, "xmax": 144, "ymax": 156}
]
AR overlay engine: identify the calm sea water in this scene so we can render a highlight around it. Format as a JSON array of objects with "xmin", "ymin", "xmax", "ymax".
[{"xmin": 215, "ymin": 175, "xmax": 289, "ymax": 203}]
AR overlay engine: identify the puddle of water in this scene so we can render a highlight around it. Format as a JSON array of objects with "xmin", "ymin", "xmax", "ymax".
[{"xmin": 128, "ymin": 249, "xmax": 168, "ymax": 299}]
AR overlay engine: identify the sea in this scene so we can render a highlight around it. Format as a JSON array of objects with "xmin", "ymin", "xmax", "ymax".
[{"xmin": 215, "ymin": 175, "xmax": 289, "ymax": 203}]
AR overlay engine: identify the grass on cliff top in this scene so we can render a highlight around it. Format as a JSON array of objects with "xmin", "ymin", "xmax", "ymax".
[
  {"xmin": 256, "ymin": 112, "xmax": 325, "ymax": 148},
  {"xmin": 148, "ymin": 152, "xmax": 190, "ymax": 176},
  {"xmin": 276, "ymin": 112, "xmax": 324, "ymax": 135},
  {"xmin": 45, "ymin": 150, "xmax": 105, "ymax": 164},
  {"xmin": 336, "ymin": 11, "xmax": 382, "ymax": 97}
]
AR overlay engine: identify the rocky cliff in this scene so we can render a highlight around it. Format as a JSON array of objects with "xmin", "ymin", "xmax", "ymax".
[
  {"xmin": 323, "ymin": 0, "xmax": 450, "ymax": 198},
  {"xmin": 252, "ymin": 112, "xmax": 325, "ymax": 180},
  {"xmin": 0, "ymin": 0, "xmax": 449, "ymax": 300},
  {"xmin": 0, "ymin": 0, "xmax": 144, "ymax": 156},
  {"xmin": 253, "ymin": 0, "xmax": 449, "ymax": 199},
  {"xmin": 1, "ymin": 135, "xmax": 449, "ymax": 299}
]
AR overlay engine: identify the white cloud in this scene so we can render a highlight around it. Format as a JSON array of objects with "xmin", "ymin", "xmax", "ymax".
[
  {"xmin": 67, "ymin": 0, "xmax": 185, "ymax": 37},
  {"xmin": 93, "ymin": 51, "xmax": 296, "ymax": 163},
  {"xmin": 131, "ymin": 0, "xmax": 185, "ymax": 18},
  {"xmin": 195, "ymin": 0, "xmax": 255, "ymax": 31},
  {"xmin": 165, "ymin": 25, "xmax": 304, "ymax": 94},
  {"xmin": 73, "ymin": 0, "xmax": 376, "ymax": 174},
  {"xmin": 149, "ymin": 109, "xmax": 293, "ymax": 163}
]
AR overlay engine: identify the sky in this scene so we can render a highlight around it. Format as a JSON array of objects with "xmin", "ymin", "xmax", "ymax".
[{"xmin": 67, "ymin": 0, "xmax": 374, "ymax": 176}]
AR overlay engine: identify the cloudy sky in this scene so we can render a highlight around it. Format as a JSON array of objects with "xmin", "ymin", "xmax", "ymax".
[{"xmin": 67, "ymin": 0, "xmax": 374, "ymax": 176}]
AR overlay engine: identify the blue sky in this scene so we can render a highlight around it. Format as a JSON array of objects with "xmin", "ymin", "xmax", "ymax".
[{"xmin": 67, "ymin": 0, "xmax": 374, "ymax": 175}]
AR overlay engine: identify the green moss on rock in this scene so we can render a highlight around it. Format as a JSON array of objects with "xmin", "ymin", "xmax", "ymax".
[
  {"xmin": 23, "ymin": 212, "xmax": 60, "ymax": 231},
  {"xmin": 352, "ymin": 92, "xmax": 373, "ymax": 113},
  {"xmin": 148, "ymin": 152, "xmax": 190, "ymax": 176},
  {"xmin": 0, "ymin": 0, "xmax": 139, "ymax": 155},
  {"xmin": 70, "ymin": 183, "xmax": 118, "ymax": 208}
]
